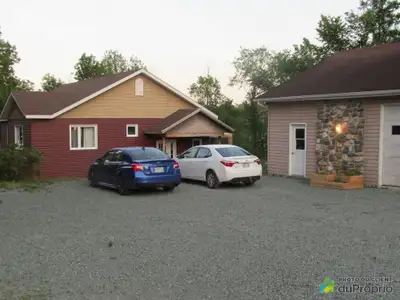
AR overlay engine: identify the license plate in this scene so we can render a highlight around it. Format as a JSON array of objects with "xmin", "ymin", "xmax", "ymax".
[
  {"xmin": 153, "ymin": 167, "xmax": 164, "ymax": 173},
  {"xmin": 242, "ymin": 163, "xmax": 250, "ymax": 168}
]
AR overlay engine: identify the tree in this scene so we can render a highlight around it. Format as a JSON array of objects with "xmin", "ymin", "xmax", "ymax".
[
  {"xmin": 230, "ymin": 47, "xmax": 277, "ymax": 96},
  {"xmin": 41, "ymin": 73, "xmax": 64, "ymax": 92},
  {"xmin": 0, "ymin": 29, "xmax": 34, "ymax": 110},
  {"xmin": 74, "ymin": 53, "xmax": 105, "ymax": 81},
  {"xmin": 15, "ymin": 79, "xmax": 34, "ymax": 91},
  {"xmin": 102, "ymin": 50, "xmax": 146, "ymax": 74},
  {"xmin": 188, "ymin": 74, "xmax": 225, "ymax": 110},
  {"xmin": 317, "ymin": 0, "xmax": 400, "ymax": 52},
  {"xmin": 317, "ymin": 16, "xmax": 353, "ymax": 53},
  {"xmin": 74, "ymin": 50, "xmax": 147, "ymax": 81},
  {"xmin": 230, "ymin": 48, "xmax": 274, "ymax": 157}
]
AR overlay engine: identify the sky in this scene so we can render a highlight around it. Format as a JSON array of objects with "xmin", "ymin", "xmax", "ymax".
[{"xmin": 2, "ymin": 0, "xmax": 359, "ymax": 103}]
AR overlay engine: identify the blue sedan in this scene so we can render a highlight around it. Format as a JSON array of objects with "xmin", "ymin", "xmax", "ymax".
[{"xmin": 88, "ymin": 147, "xmax": 181, "ymax": 195}]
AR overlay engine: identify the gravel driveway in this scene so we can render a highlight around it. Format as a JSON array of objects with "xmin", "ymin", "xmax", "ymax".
[{"xmin": 0, "ymin": 177, "xmax": 399, "ymax": 299}]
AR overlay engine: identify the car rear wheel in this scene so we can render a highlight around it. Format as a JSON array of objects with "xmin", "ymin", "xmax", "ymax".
[
  {"xmin": 117, "ymin": 178, "xmax": 130, "ymax": 195},
  {"xmin": 89, "ymin": 171, "xmax": 97, "ymax": 187},
  {"xmin": 206, "ymin": 170, "xmax": 220, "ymax": 189}
]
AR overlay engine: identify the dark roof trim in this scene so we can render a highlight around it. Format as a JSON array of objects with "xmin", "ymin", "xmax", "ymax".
[{"xmin": 255, "ymin": 89, "xmax": 400, "ymax": 103}]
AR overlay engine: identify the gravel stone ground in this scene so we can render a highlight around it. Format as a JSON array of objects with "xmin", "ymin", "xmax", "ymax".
[{"xmin": 0, "ymin": 176, "xmax": 399, "ymax": 299}]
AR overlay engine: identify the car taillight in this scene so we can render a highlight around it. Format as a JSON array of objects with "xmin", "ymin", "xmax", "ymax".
[
  {"xmin": 255, "ymin": 159, "xmax": 261, "ymax": 165},
  {"xmin": 220, "ymin": 160, "xmax": 236, "ymax": 167},
  {"xmin": 132, "ymin": 164, "xmax": 144, "ymax": 171},
  {"xmin": 173, "ymin": 161, "xmax": 179, "ymax": 169}
]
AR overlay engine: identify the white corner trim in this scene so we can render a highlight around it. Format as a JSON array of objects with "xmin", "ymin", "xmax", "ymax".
[
  {"xmin": 378, "ymin": 104, "xmax": 384, "ymax": 187},
  {"xmin": 25, "ymin": 69, "xmax": 218, "ymax": 120},
  {"xmin": 69, "ymin": 124, "xmax": 98, "ymax": 151},
  {"xmin": 161, "ymin": 109, "xmax": 201, "ymax": 134},
  {"xmin": 126, "ymin": 124, "xmax": 139, "ymax": 137},
  {"xmin": 256, "ymin": 89, "xmax": 400, "ymax": 103}
]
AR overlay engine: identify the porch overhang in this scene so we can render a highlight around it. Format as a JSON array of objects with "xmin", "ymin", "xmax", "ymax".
[
  {"xmin": 165, "ymin": 132, "xmax": 233, "ymax": 138},
  {"xmin": 144, "ymin": 108, "xmax": 234, "ymax": 137}
]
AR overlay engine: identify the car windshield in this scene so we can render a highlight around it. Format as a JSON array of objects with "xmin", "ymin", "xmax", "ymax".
[
  {"xmin": 130, "ymin": 148, "xmax": 169, "ymax": 160},
  {"xmin": 215, "ymin": 147, "xmax": 250, "ymax": 157}
]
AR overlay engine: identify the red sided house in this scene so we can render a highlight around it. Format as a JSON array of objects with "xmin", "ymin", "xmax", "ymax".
[{"xmin": 0, "ymin": 70, "xmax": 234, "ymax": 178}]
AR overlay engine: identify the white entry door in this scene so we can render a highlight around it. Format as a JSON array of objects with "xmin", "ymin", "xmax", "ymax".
[
  {"xmin": 382, "ymin": 105, "xmax": 400, "ymax": 186},
  {"xmin": 156, "ymin": 139, "xmax": 177, "ymax": 158},
  {"xmin": 290, "ymin": 124, "xmax": 306, "ymax": 176}
]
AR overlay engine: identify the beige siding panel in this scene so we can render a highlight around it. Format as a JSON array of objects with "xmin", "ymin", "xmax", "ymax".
[
  {"xmin": 167, "ymin": 114, "xmax": 225, "ymax": 135},
  {"xmin": 268, "ymin": 102, "xmax": 318, "ymax": 177},
  {"xmin": 363, "ymin": 100, "xmax": 380, "ymax": 185},
  {"xmin": 60, "ymin": 75, "xmax": 195, "ymax": 118}
]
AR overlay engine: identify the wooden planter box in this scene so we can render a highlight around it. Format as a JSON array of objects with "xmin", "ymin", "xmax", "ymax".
[{"xmin": 310, "ymin": 174, "xmax": 364, "ymax": 190}]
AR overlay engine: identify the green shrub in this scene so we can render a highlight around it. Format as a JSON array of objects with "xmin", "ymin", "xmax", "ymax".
[
  {"xmin": 344, "ymin": 169, "xmax": 362, "ymax": 176},
  {"xmin": 0, "ymin": 144, "xmax": 43, "ymax": 181}
]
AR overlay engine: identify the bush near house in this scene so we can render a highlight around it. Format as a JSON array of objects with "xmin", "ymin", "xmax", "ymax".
[{"xmin": 0, "ymin": 144, "xmax": 43, "ymax": 181}]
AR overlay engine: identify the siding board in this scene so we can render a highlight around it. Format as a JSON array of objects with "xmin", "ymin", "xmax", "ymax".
[
  {"xmin": 59, "ymin": 75, "xmax": 195, "ymax": 119},
  {"xmin": 268, "ymin": 102, "xmax": 318, "ymax": 177},
  {"xmin": 31, "ymin": 118, "xmax": 195, "ymax": 178}
]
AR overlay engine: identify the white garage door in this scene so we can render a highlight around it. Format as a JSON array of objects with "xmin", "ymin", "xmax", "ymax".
[{"xmin": 382, "ymin": 105, "xmax": 400, "ymax": 186}]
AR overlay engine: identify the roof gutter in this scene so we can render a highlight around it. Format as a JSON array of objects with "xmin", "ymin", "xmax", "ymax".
[
  {"xmin": 25, "ymin": 115, "xmax": 53, "ymax": 119},
  {"xmin": 255, "ymin": 89, "xmax": 400, "ymax": 103}
]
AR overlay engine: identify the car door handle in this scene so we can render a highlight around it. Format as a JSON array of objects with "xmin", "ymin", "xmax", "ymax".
[{"xmin": 291, "ymin": 152, "xmax": 294, "ymax": 155}]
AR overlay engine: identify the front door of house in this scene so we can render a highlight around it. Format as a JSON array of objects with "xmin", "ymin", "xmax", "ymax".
[
  {"xmin": 290, "ymin": 124, "xmax": 306, "ymax": 176},
  {"xmin": 156, "ymin": 139, "xmax": 177, "ymax": 158}
]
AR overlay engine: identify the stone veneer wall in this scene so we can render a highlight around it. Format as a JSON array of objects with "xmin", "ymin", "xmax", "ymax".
[{"xmin": 316, "ymin": 101, "xmax": 365, "ymax": 175}]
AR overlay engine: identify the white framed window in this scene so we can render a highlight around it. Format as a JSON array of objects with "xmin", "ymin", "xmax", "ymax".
[
  {"xmin": 135, "ymin": 78, "xmax": 144, "ymax": 96},
  {"xmin": 14, "ymin": 125, "xmax": 24, "ymax": 148},
  {"xmin": 69, "ymin": 125, "xmax": 98, "ymax": 150},
  {"xmin": 126, "ymin": 124, "xmax": 139, "ymax": 137},
  {"xmin": 192, "ymin": 138, "xmax": 202, "ymax": 147}
]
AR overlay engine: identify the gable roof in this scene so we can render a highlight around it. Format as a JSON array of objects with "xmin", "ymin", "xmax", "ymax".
[
  {"xmin": 256, "ymin": 43, "xmax": 400, "ymax": 102},
  {"xmin": 0, "ymin": 70, "xmax": 217, "ymax": 119},
  {"xmin": 144, "ymin": 108, "xmax": 234, "ymax": 134}
]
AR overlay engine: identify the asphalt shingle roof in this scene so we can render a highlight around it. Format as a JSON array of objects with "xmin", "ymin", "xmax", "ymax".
[{"xmin": 256, "ymin": 43, "xmax": 400, "ymax": 100}]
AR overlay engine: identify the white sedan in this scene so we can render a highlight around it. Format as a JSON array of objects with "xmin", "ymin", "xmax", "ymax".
[{"xmin": 175, "ymin": 144, "xmax": 262, "ymax": 188}]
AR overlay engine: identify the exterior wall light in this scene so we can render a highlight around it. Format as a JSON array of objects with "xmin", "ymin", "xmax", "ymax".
[{"xmin": 335, "ymin": 122, "xmax": 348, "ymax": 134}]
